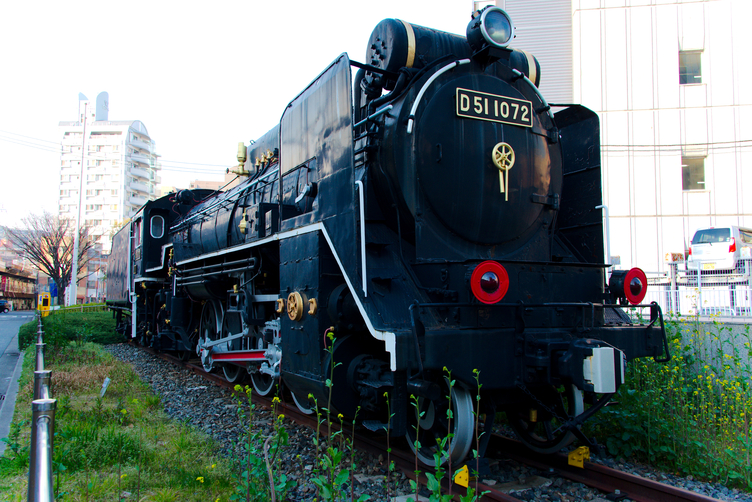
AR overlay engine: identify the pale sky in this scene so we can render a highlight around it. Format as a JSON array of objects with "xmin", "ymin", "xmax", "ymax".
[{"xmin": 0, "ymin": 0, "xmax": 473, "ymax": 228}]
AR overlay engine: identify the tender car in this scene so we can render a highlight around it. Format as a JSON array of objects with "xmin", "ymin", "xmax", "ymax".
[{"xmin": 687, "ymin": 226, "xmax": 752, "ymax": 273}]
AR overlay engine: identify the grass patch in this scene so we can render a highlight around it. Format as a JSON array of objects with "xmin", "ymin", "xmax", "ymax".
[
  {"xmin": 585, "ymin": 314, "xmax": 752, "ymax": 490},
  {"xmin": 18, "ymin": 308, "xmax": 121, "ymax": 351},
  {"xmin": 0, "ymin": 342, "xmax": 236, "ymax": 501}
]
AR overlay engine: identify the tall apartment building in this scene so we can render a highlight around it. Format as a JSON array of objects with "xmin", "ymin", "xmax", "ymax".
[
  {"xmin": 499, "ymin": 0, "xmax": 752, "ymax": 273},
  {"xmin": 58, "ymin": 92, "xmax": 161, "ymax": 254}
]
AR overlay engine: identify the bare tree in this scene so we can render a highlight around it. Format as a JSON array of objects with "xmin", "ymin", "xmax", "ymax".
[{"xmin": 6, "ymin": 212, "xmax": 93, "ymax": 305}]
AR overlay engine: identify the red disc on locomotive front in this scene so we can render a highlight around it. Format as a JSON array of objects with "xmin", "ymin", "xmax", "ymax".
[
  {"xmin": 471, "ymin": 261, "xmax": 509, "ymax": 304},
  {"xmin": 623, "ymin": 267, "xmax": 648, "ymax": 305}
]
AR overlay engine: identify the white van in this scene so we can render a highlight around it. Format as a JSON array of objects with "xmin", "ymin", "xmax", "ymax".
[{"xmin": 687, "ymin": 226, "xmax": 752, "ymax": 272}]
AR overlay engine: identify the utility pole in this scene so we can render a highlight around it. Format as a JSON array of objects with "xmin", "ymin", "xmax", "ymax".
[{"xmin": 68, "ymin": 100, "xmax": 87, "ymax": 306}]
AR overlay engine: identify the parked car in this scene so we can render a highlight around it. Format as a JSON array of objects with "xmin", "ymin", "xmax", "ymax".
[
  {"xmin": 687, "ymin": 226, "xmax": 752, "ymax": 273},
  {"xmin": 0, "ymin": 300, "xmax": 9, "ymax": 313}
]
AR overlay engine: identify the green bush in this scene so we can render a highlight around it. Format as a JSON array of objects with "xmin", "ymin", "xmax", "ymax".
[
  {"xmin": 18, "ymin": 310, "xmax": 120, "ymax": 351},
  {"xmin": 584, "ymin": 315, "xmax": 752, "ymax": 490}
]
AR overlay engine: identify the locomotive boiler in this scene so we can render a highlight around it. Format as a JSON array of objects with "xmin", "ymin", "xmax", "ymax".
[{"xmin": 107, "ymin": 6, "xmax": 669, "ymax": 466}]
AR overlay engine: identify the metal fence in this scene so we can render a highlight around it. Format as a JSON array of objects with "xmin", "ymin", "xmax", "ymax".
[
  {"xmin": 28, "ymin": 315, "xmax": 56, "ymax": 502},
  {"xmin": 643, "ymin": 259, "xmax": 752, "ymax": 319}
]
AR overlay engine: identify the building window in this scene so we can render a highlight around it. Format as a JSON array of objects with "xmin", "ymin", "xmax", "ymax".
[
  {"xmin": 679, "ymin": 51, "xmax": 702, "ymax": 84},
  {"xmin": 682, "ymin": 157, "xmax": 705, "ymax": 190}
]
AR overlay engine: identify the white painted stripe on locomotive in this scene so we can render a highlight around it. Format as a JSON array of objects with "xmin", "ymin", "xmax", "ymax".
[
  {"xmin": 145, "ymin": 244, "xmax": 173, "ymax": 273},
  {"xmin": 355, "ymin": 180, "xmax": 367, "ymax": 297},
  {"xmin": 126, "ymin": 220, "xmax": 137, "ymax": 340},
  {"xmin": 174, "ymin": 222, "xmax": 398, "ymax": 371},
  {"xmin": 406, "ymin": 59, "xmax": 471, "ymax": 135}
]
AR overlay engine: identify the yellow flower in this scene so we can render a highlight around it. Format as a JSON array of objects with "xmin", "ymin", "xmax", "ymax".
[
  {"xmin": 234, "ymin": 384, "xmax": 242, "ymax": 392},
  {"xmin": 272, "ymin": 396, "xmax": 281, "ymax": 403},
  {"xmin": 278, "ymin": 414, "xmax": 285, "ymax": 420},
  {"xmin": 211, "ymin": 464, "xmax": 216, "ymax": 469},
  {"xmin": 120, "ymin": 474, "xmax": 127, "ymax": 479},
  {"xmin": 197, "ymin": 476, "xmax": 205, "ymax": 483},
  {"xmin": 337, "ymin": 413, "xmax": 344, "ymax": 421}
]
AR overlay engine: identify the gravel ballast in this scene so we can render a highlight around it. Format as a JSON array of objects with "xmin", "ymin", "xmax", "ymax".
[{"xmin": 105, "ymin": 344, "xmax": 752, "ymax": 501}]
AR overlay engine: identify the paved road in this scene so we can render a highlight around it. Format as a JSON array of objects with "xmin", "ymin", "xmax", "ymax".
[{"xmin": 0, "ymin": 310, "xmax": 35, "ymax": 456}]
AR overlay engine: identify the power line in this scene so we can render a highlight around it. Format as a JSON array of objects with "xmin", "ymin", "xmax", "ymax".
[{"xmin": 0, "ymin": 129, "xmax": 60, "ymax": 145}]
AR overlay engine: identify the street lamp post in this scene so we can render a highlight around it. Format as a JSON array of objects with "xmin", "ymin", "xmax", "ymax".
[{"xmin": 68, "ymin": 100, "xmax": 87, "ymax": 306}]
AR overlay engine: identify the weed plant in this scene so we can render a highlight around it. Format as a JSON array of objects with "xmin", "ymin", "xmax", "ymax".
[
  {"xmin": 229, "ymin": 385, "xmax": 294, "ymax": 501},
  {"xmin": 0, "ymin": 341, "xmax": 235, "ymax": 501},
  {"xmin": 406, "ymin": 367, "xmax": 486, "ymax": 502},
  {"xmin": 307, "ymin": 330, "xmax": 369, "ymax": 502},
  {"xmin": 585, "ymin": 313, "xmax": 752, "ymax": 490}
]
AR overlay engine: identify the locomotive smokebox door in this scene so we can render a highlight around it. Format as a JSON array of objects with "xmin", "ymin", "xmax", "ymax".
[{"xmin": 413, "ymin": 72, "xmax": 557, "ymax": 249}]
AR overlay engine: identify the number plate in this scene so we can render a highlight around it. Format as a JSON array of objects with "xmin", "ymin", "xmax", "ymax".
[
  {"xmin": 702, "ymin": 263, "xmax": 716, "ymax": 270},
  {"xmin": 456, "ymin": 88, "xmax": 533, "ymax": 128}
]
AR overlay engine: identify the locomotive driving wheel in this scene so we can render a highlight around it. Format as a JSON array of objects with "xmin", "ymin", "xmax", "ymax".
[
  {"xmin": 507, "ymin": 384, "xmax": 584, "ymax": 454},
  {"xmin": 198, "ymin": 301, "xmax": 222, "ymax": 372},
  {"xmin": 290, "ymin": 391, "xmax": 315, "ymax": 415},
  {"xmin": 406, "ymin": 378, "xmax": 474, "ymax": 466},
  {"xmin": 220, "ymin": 312, "xmax": 245, "ymax": 384},
  {"xmin": 250, "ymin": 334, "xmax": 275, "ymax": 396}
]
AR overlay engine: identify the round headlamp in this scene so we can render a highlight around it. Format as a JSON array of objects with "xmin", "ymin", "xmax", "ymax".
[{"xmin": 480, "ymin": 7, "xmax": 514, "ymax": 48}]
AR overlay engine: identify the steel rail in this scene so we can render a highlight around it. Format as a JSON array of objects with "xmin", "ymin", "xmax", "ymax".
[{"xmin": 487, "ymin": 435, "xmax": 722, "ymax": 502}]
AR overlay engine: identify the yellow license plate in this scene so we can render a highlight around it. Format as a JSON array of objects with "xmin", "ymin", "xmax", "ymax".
[{"xmin": 702, "ymin": 263, "xmax": 716, "ymax": 270}]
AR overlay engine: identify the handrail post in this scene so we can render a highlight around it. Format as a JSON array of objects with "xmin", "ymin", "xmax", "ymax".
[
  {"xmin": 35, "ymin": 343, "xmax": 46, "ymax": 372},
  {"xmin": 34, "ymin": 370, "xmax": 52, "ymax": 400},
  {"xmin": 28, "ymin": 398, "xmax": 56, "ymax": 502}
]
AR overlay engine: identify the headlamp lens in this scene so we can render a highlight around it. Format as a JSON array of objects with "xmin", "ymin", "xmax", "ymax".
[{"xmin": 483, "ymin": 9, "xmax": 513, "ymax": 47}]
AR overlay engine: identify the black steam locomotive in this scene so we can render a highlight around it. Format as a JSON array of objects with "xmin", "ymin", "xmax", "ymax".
[{"xmin": 107, "ymin": 7, "xmax": 668, "ymax": 465}]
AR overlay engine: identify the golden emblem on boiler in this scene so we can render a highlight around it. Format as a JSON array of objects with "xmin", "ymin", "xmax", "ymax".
[{"xmin": 492, "ymin": 142, "xmax": 515, "ymax": 201}]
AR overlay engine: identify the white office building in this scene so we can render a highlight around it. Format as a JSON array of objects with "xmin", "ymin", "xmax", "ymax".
[
  {"xmin": 501, "ymin": 0, "xmax": 752, "ymax": 273},
  {"xmin": 58, "ymin": 92, "xmax": 161, "ymax": 254}
]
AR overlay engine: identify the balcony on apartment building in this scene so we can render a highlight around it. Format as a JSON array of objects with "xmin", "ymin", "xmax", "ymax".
[
  {"xmin": 130, "ymin": 193, "xmax": 148, "ymax": 206},
  {"xmin": 130, "ymin": 166, "xmax": 151, "ymax": 179},
  {"xmin": 130, "ymin": 138, "xmax": 152, "ymax": 152},
  {"xmin": 130, "ymin": 152, "xmax": 152, "ymax": 165},
  {"xmin": 130, "ymin": 180, "xmax": 149, "ymax": 193}
]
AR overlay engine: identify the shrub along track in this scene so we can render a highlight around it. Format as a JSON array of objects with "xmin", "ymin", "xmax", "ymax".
[{"xmin": 131, "ymin": 343, "xmax": 729, "ymax": 502}]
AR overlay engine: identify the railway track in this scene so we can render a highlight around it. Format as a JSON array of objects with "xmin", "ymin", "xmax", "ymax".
[{"xmin": 148, "ymin": 346, "xmax": 721, "ymax": 502}]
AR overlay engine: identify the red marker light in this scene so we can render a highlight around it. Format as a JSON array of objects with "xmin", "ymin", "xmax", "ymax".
[
  {"xmin": 623, "ymin": 268, "xmax": 647, "ymax": 305},
  {"xmin": 471, "ymin": 261, "xmax": 509, "ymax": 304}
]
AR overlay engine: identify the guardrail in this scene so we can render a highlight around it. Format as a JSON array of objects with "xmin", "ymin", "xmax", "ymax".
[{"xmin": 28, "ymin": 315, "xmax": 55, "ymax": 502}]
